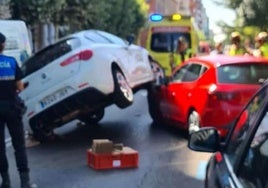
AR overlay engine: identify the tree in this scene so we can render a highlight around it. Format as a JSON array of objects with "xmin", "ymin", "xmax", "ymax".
[
  {"xmin": 103, "ymin": 0, "xmax": 147, "ymax": 38},
  {"xmin": 220, "ymin": 0, "xmax": 268, "ymax": 30},
  {"xmin": 10, "ymin": 0, "xmax": 66, "ymax": 25},
  {"xmin": 9, "ymin": 0, "xmax": 148, "ymax": 50},
  {"xmin": 241, "ymin": 0, "xmax": 268, "ymax": 30},
  {"xmin": 60, "ymin": 0, "xmax": 110, "ymax": 34},
  {"xmin": 61, "ymin": 0, "xmax": 147, "ymax": 38}
]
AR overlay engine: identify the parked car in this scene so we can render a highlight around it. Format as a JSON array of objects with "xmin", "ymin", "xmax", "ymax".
[
  {"xmin": 0, "ymin": 19, "xmax": 32, "ymax": 67},
  {"xmin": 147, "ymin": 55, "xmax": 268, "ymax": 137},
  {"xmin": 188, "ymin": 80, "xmax": 268, "ymax": 188},
  {"xmin": 19, "ymin": 29, "xmax": 160, "ymax": 142}
]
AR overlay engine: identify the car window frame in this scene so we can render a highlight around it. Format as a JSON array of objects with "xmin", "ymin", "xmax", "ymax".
[
  {"xmin": 224, "ymin": 84, "xmax": 268, "ymax": 171},
  {"xmin": 214, "ymin": 84, "xmax": 268, "ymax": 188},
  {"xmin": 171, "ymin": 62, "xmax": 207, "ymax": 83},
  {"xmin": 238, "ymin": 106, "xmax": 268, "ymax": 187}
]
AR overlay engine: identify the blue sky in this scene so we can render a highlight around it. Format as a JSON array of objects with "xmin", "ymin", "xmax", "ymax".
[{"xmin": 202, "ymin": 0, "xmax": 236, "ymax": 33}]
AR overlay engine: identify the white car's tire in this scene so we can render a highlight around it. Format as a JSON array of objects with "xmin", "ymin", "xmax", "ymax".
[
  {"xmin": 112, "ymin": 68, "xmax": 133, "ymax": 108},
  {"xmin": 30, "ymin": 119, "xmax": 53, "ymax": 142},
  {"xmin": 78, "ymin": 108, "xmax": 105, "ymax": 124},
  {"xmin": 188, "ymin": 110, "xmax": 200, "ymax": 134}
]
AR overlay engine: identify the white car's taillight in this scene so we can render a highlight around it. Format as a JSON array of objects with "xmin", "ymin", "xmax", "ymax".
[{"xmin": 60, "ymin": 50, "xmax": 93, "ymax": 66}]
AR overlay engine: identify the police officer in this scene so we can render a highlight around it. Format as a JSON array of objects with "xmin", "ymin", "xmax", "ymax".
[
  {"xmin": 174, "ymin": 36, "xmax": 192, "ymax": 67},
  {"xmin": 0, "ymin": 33, "xmax": 36, "ymax": 188},
  {"xmin": 228, "ymin": 31, "xmax": 246, "ymax": 56},
  {"xmin": 254, "ymin": 31, "xmax": 268, "ymax": 58}
]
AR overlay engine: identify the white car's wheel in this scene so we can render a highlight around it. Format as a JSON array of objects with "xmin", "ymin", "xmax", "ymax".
[
  {"xmin": 79, "ymin": 108, "xmax": 105, "ymax": 124},
  {"xmin": 188, "ymin": 110, "xmax": 200, "ymax": 134},
  {"xmin": 112, "ymin": 68, "xmax": 133, "ymax": 108},
  {"xmin": 30, "ymin": 119, "xmax": 53, "ymax": 142}
]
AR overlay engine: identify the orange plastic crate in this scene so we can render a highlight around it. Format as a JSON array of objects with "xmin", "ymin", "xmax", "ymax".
[{"xmin": 87, "ymin": 147, "xmax": 139, "ymax": 170}]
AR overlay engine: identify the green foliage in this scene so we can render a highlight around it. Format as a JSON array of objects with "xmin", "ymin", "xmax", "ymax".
[
  {"xmin": 9, "ymin": 0, "xmax": 147, "ymax": 38},
  {"xmin": 222, "ymin": 0, "xmax": 268, "ymax": 29},
  {"xmin": 242, "ymin": 0, "xmax": 268, "ymax": 30},
  {"xmin": 102, "ymin": 0, "xmax": 147, "ymax": 38},
  {"xmin": 10, "ymin": 0, "xmax": 66, "ymax": 24}
]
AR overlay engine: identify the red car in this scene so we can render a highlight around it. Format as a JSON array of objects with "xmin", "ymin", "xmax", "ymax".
[{"xmin": 148, "ymin": 55, "xmax": 268, "ymax": 137}]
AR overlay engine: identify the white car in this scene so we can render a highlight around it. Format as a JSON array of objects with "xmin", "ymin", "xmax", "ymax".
[{"xmin": 19, "ymin": 29, "xmax": 159, "ymax": 142}]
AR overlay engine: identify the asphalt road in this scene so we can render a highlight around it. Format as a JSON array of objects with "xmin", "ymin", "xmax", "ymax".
[{"xmin": 5, "ymin": 90, "xmax": 211, "ymax": 188}]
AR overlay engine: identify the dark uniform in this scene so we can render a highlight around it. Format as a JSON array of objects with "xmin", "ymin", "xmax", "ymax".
[{"xmin": 0, "ymin": 33, "xmax": 36, "ymax": 188}]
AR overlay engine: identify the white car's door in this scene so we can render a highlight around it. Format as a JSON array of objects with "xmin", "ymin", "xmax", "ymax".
[{"xmin": 126, "ymin": 44, "xmax": 153, "ymax": 84}]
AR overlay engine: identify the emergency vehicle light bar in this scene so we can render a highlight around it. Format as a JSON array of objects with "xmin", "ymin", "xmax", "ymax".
[
  {"xmin": 172, "ymin": 14, "xmax": 182, "ymax": 21},
  {"xmin": 150, "ymin": 13, "xmax": 183, "ymax": 22},
  {"xmin": 150, "ymin": 14, "xmax": 163, "ymax": 22}
]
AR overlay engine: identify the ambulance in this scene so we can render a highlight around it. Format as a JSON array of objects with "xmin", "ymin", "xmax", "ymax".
[
  {"xmin": 138, "ymin": 13, "xmax": 199, "ymax": 76},
  {"xmin": 0, "ymin": 20, "xmax": 32, "ymax": 67}
]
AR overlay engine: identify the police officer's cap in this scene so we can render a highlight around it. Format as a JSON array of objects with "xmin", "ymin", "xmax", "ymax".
[
  {"xmin": 257, "ymin": 32, "xmax": 268, "ymax": 41},
  {"xmin": 231, "ymin": 31, "xmax": 240, "ymax": 39},
  {"xmin": 0, "ymin": 32, "xmax": 6, "ymax": 44}
]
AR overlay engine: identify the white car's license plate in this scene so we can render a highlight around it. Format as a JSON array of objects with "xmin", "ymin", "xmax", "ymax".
[{"xmin": 40, "ymin": 87, "xmax": 71, "ymax": 108}]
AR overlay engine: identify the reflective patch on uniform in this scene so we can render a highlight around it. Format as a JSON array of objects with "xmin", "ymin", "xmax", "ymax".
[
  {"xmin": 0, "ymin": 59, "xmax": 16, "ymax": 80},
  {"xmin": 0, "ymin": 61, "xmax": 11, "ymax": 68},
  {"xmin": 0, "ymin": 75, "xmax": 15, "ymax": 80}
]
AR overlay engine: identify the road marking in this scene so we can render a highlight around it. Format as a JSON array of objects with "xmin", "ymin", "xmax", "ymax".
[{"xmin": 196, "ymin": 161, "xmax": 208, "ymax": 180}]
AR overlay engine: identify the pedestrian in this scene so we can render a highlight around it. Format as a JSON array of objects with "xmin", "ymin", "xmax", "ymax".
[
  {"xmin": 253, "ymin": 31, "xmax": 268, "ymax": 58},
  {"xmin": 228, "ymin": 31, "xmax": 246, "ymax": 56},
  {"xmin": 210, "ymin": 42, "xmax": 224, "ymax": 55},
  {"xmin": 0, "ymin": 32, "xmax": 36, "ymax": 188}
]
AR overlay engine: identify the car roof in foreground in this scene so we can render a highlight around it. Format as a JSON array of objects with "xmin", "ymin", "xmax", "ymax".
[{"xmin": 189, "ymin": 54, "xmax": 268, "ymax": 67}]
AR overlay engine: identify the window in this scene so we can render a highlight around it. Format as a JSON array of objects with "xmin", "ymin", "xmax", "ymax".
[
  {"xmin": 22, "ymin": 37, "xmax": 81, "ymax": 77},
  {"xmin": 225, "ymin": 86, "xmax": 268, "ymax": 187},
  {"xmin": 172, "ymin": 64, "xmax": 190, "ymax": 82},
  {"xmin": 239, "ymin": 109, "xmax": 268, "ymax": 187},
  {"xmin": 151, "ymin": 32, "xmax": 191, "ymax": 53},
  {"xmin": 217, "ymin": 64, "xmax": 268, "ymax": 84},
  {"xmin": 5, "ymin": 37, "xmax": 19, "ymax": 50},
  {"xmin": 172, "ymin": 63, "xmax": 203, "ymax": 82},
  {"xmin": 226, "ymin": 87, "xmax": 267, "ymax": 165}
]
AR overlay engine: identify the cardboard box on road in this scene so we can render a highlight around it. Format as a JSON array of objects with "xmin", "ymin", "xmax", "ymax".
[{"xmin": 91, "ymin": 139, "xmax": 114, "ymax": 154}]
